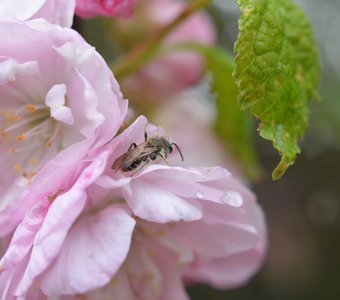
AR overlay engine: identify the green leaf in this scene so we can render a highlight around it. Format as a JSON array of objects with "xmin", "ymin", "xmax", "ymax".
[{"xmin": 234, "ymin": 0, "xmax": 319, "ymax": 179}]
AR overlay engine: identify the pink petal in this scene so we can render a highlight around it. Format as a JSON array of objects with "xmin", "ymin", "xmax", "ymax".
[
  {"xmin": 184, "ymin": 244, "xmax": 266, "ymax": 289},
  {"xmin": 32, "ymin": 0, "xmax": 76, "ymax": 27},
  {"xmin": 0, "ymin": 139, "xmax": 95, "ymax": 238},
  {"xmin": 14, "ymin": 150, "xmax": 110, "ymax": 296},
  {"xmin": 41, "ymin": 204, "xmax": 135, "ymax": 295},
  {"xmin": 0, "ymin": 0, "xmax": 75, "ymax": 27},
  {"xmin": 0, "ymin": 0, "xmax": 46, "ymax": 20},
  {"xmin": 0, "ymin": 59, "xmax": 39, "ymax": 85},
  {"xmin": 167, "ymin": 221, "xmax": 259, "ymax": 259},
  {"xmin": 123, "ymin": 179, "xmax": 203, "ymax": 223},
  {"xmin": 0, "ymin": 201, "xmax": 50, "ymax": 271}
]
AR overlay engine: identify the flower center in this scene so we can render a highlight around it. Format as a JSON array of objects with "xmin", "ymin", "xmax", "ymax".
[{"xmin": 0, "ymin": 103, "xmax": 61, "ymax": 182}]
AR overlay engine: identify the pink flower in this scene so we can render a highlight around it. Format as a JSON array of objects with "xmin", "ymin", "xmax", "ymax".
[
  {"xmin": 0, "ymin": 19, "xmax": 127, "ymax": 237},
  {"xmin": 75, "ymin": 0, "xmax": 136, "ymax": 18},
  {"xmin": 0, "ymin": 116, "xmax": 266, "ymax": 298},
  {"xmin": 0, "ymin": 0, "xmax": 76, "ymax": 27},
  {"xmin": 121, "ymin": 0, "xmax": 216, "ymax": 101}
]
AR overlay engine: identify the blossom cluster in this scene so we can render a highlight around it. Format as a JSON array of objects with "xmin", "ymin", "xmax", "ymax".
[{"xmin": 0, "ymin": 0, "xmax": 267, "ymax": 299}]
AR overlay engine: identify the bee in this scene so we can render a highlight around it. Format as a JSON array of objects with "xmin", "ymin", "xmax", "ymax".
[{"xmin": 111, "ymin": 132, "xmax": 184, "ymax": 172}]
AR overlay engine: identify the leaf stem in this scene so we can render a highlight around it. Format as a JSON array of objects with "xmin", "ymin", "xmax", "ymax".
[{"xmin": 111, "ymin": 0, "xmax": 213, "ymax": 80}]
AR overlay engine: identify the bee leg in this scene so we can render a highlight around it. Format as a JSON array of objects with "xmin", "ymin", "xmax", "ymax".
[
  {"xmin": 144, "ymin": 129, "xmax": 148, "ymax": 141},
  {"xmin": 128, "ymin": 143, "xmax": 138, "ymax": 151},
  {"xmin": 159, "ymin": 153, "xmax": 171, "ymax": 166}
]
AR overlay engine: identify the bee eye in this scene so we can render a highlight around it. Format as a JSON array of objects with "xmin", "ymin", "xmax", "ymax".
[{"xmin": 169, "ymin": 146, "xmax": 173, "ymax": 153}]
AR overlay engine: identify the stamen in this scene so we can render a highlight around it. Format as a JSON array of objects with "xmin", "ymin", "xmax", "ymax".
[
  {"xmin": 142, "ymin": 227, "xmax": 153, "ymax": 235},
  {"xmin": 4, "ymin": 112, "xmax": 21, "ymax": 121},
  {"xmin": 13, "ymin": 163, "xmax": 23, "ymax": 174},
  {"xmin": 45, "ymin": 123, "xmax": 60, "ymax": 148},
  {"xmin": 156, "ymin": 229, "xmax": 164, "ymax": 237},
  {"xmin": 4, "ymin": 111, "xmax": 46, "ymax": 133},
  {"xmin": 25, "ymin": 104, "xmax": 36, "ymax": 112},
  {"xmin": 166, "ymin": 223, "xmax": 176, "ymax": 229},
  {"xmin": 23, "ymin": 171, "xmax": 37, "ymax": 181},
  {"xmin": 16, "ymin": 133, "xmax": 26, "ymax": 141},
  {"xmin": 0, "ymin": 130, "xmax": 8, "ymax": 141},
  {"xmin": 8, "ymin": 143, "xmax": 39, "ymax": 154},
  {"xmin": 47, "ymin": 188, "xmax": 65, "ymax": 203},
  {"xmin": 110, "ymin": 278, "xmax": 117, "ymax": 286},
  {"xmin": 24, "ymin": 118, "xmax": 51, "ymax": 138},
  {"xmin": 46, "ymin": 140, "xmax": 52, "ymax": 148},
  {"xmin": 28, "ymin": 157, "xmax": 37, "ymax": 165}
]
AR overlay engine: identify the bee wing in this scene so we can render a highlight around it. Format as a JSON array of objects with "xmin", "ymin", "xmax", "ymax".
[
  {"xmin": 111, "ymin": 151, "xmax": 132, "ymax": 170},
  {"xmin": 111, "ymin": 142, "xmax": 148, "ymax": 170}
]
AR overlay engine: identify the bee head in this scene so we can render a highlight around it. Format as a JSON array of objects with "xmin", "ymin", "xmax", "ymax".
[{"xmin": 159, "ymin": 137, "xmax": 173, "ymax": 153}]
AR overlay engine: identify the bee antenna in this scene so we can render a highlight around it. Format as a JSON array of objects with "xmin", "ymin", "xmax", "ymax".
[{"xmin": 171, "ymin": 143, "xmax": 184, "ymax": 161}]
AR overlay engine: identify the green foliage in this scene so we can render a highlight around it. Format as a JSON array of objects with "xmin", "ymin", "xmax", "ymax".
[{"xmin": 234, "ymin": 0, "xmax": 319, "ymax": 179}]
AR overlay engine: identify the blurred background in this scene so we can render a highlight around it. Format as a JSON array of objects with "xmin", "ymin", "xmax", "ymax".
[
  {"xmin": 78, "ymin": 0, "xmax": 340, "ymax": 299},
  {"xmin": 188, "ymin": 1, "xmax": 340, "ymax": 299}
]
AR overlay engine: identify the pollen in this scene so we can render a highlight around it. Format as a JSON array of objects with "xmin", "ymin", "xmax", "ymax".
[
  {"xmin": 23, "ymin": 171, "xmax": 37, "ymax": 180},
  {"xmin": 6, "ymin": 112, "xmax": 21, "ymax": 121},
  {"xmin": 0, "ymin": 130, "xmax": 8, "ymax": 140},
  {"xmin": 28, "ymin": 157, "xmax": 37, "ymax": 165},
  {"xmin": 13, "ymin": 163, "xmax": 23, "ymax": 174},
  {"xmin": 110, "ymin": 278, "xmax": 117, "ymax": 286},
  {"xmin": 16, "ymin": 133, "xmax": 26, "ymax": 141},
  {"xmin": 26, "ymin": 104, "xmax": 37, "ymax": 112},
  {"xmin": 156, "ymin": 229, "xmax": 164, "ymax": 237},
  {"xmin": 47, "ymin": 188, "xmax": 65, "ymax": 203},
  {"xmin": 166, "ymin": 223, "xmax": 176, "ymax": 229},
  {"xmin": 142, "ymin": 227, "xmax": 153, "ymax": 235},
  {"xmin": 46, "ymin": 139, "xmax": 52, "ymax": 148}
]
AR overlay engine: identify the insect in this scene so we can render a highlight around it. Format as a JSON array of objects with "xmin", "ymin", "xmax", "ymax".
[{"xmin": 111, "ymin": 132, "xmax": 184, "ymax": 172}]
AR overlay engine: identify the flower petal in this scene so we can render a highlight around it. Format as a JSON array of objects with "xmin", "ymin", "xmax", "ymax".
[
  {"xmin": 123, "ymin": 179, "xmax": 203, "ymax": 223},
  {"xmin": 41, "ymin": 204, "xmax": 135, "ymax": 295},
  {"xmin": 0, "ymin": 59, "xmax": 39, "ymax": 85}
]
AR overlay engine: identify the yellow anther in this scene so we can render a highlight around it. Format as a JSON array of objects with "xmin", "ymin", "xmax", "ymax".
[
  {"xmin": 16, "ymin": 133, "xmax": 26, "ymax": 141},
  {"xmin": 8, "ymin": 147, "xmax": 16, "ymax": 154},
  {"xmin": 6, "ymin": 112, "xmax": 21, "ymax": 121},
  {"xmin": 0, "ymin": 130, "xmax": 8, "ymax": 140},
  {"xmin": 110, "ymin": 278, "xmax": 117, "ymax": 286},
  {"xmin": 25, "ymin": 104, "xmax": 36, "ymax": 112},
  {"xmin": 13, "ymin": 163, "xmax": 23, "ymax": 174},
  {"xmin": 47, "ymin": 188, "xmax": 65, "ymax": 203},
  {"xmin": 28, "ymin": 157, "xmax": 37, "ymax": 165},
  {"xmin": 156, "ymin": 229, "xmax": 164, "ymax": 237},
  {"xmin": 166, "ymin": 223, "xmax": 176, "ymax": 229},
  {"xmin": 46, "ymin": 140, "xmax": 52, "ymax": 148},
  {"xmin": 142, "ymin": 227, "xmax": 153, "ymax": 235},
  {"xmin": 23, "ymin": 172, "xmax": 37, "ymax": 180}
]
